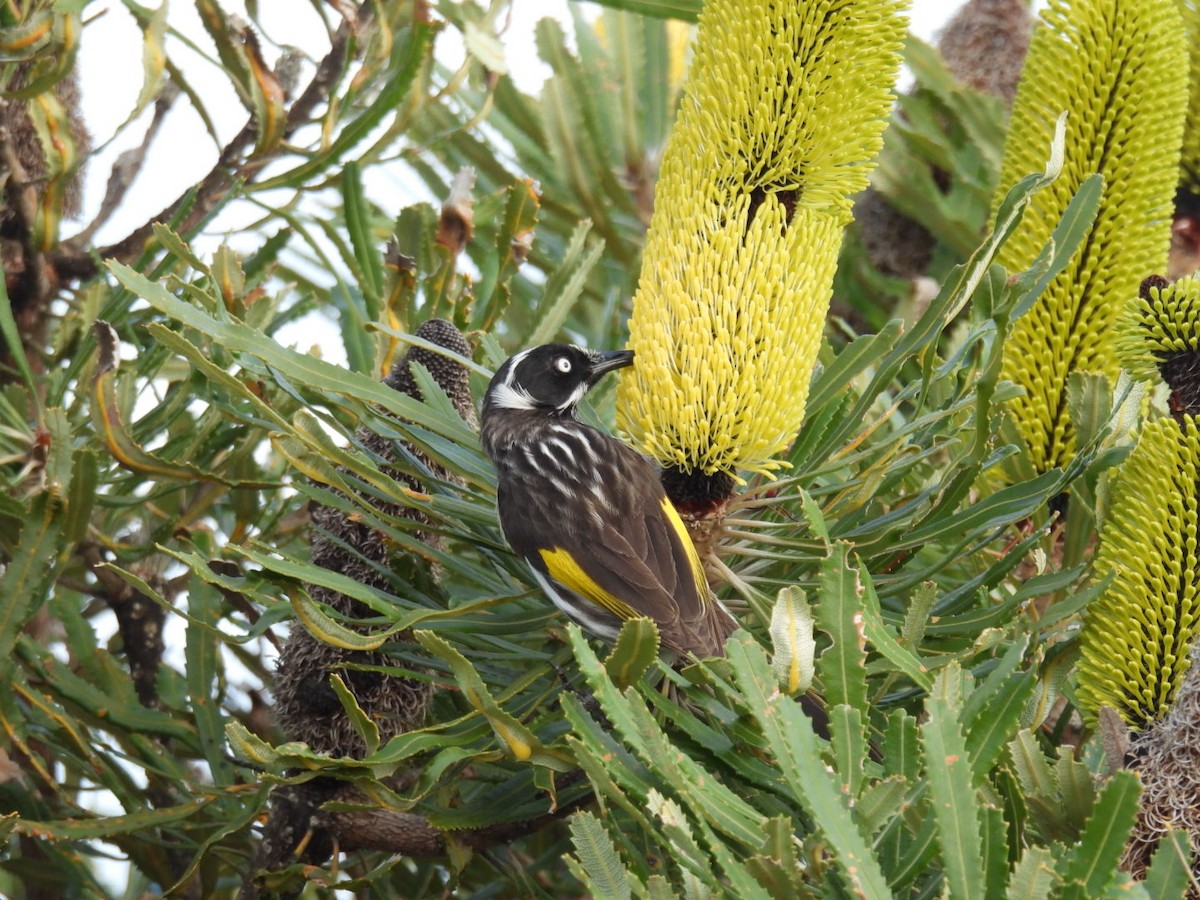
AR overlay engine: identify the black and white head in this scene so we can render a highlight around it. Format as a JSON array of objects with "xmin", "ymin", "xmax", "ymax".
[{"xmin": 483, "ymin": 344, "xmax": 635, "ymax": 418}]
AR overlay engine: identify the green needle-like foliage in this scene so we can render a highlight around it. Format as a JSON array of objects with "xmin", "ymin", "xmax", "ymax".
[
  {"xmin": 995, "ymin": 0, "xmax": 1188, "ymax": 472},
  {"xmin": 1077, "ymin": 415, "xmax": 1200, "ymax": 727}
]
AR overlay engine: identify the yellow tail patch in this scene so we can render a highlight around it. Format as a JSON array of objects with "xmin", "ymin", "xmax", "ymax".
[
  {"xmin": 659, "ymin": 496, "xmax": 709, "ymax": 597},
  {"xmin": 539, "ymin": 547, "xmax": 639, "ymax": 621}
]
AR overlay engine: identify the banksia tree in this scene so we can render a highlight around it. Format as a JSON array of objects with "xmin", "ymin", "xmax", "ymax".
[
  {"xmin": 20, "ymin": 0, "xmax": 1200, "ymax": 894},
  {"xmin": 994, "ymin": 0, "xmax": 1187, "ymax": 473},
  {"xmin": 615, "ymin": 0, "xmax": 906, "ymax": 518}
]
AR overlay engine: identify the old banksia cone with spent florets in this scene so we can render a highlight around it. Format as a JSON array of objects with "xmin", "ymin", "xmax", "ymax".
[{"xmin": 274, "ymin": 319, "xmax": 475, "ymax": 758}]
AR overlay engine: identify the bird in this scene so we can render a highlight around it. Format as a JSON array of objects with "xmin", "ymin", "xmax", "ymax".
[{"xmin": 480, "ymin": 343, "xmax": 738, "ymax": 658}]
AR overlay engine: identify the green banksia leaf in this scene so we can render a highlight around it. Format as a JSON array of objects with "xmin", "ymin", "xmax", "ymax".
[
  {"xmin": 995, "ymin": 0, "xmax": 1188, "ymax": 472},
  {"xmin": 567, "ymin": 811, "xmax": 632, "ymax": 900},
  {"xmin": 1057, "ymin": 770, "xmax": 1142, "ymax": 895},
  {"xmin": 1118, "ymin": 273, "xmax": 1200, "ymax": 415},
  {"xmin": 616, "ymin": 0, "xmax": 906, "ymax": 484},
  {"xmin": 1076, "ymin": 416, "xmax": 1200, "ymax": 728},
  {"xmin": 416, "ymin": 631, "xmax": 543, "ymax": 763},
  {"xmin": 26, "ymin": 89, "xmax": 85, "ymax": 250},
  {"xmin": 1140, "ymin": 827, "xmax": 1193, "ymax": 894},
  {"xmin": 603, "ymin": 617, "xmax": 660, "ymax": 690}
]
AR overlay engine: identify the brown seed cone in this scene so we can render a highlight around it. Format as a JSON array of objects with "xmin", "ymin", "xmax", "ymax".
[
  {"xmin": 936, "ymin": 0, "xmax": 1033, "ymax": 108},
  {"xmin": 1, "ymin": 63, "xmax": 91, "ymax": 220},
  {"xmin": 273, "ymin": 318, "xmax": 474, "ymax": 758},
  {"xmin": 2, "ymin": 64, "xmax": 92, "ymax": 357},
  {"xmin": 273, "ymin": 624, "xmax": 434, "ymax": 758},
  {"xmin": 853, "ymin": 188, "xmax": 936, "ymax": 280}
]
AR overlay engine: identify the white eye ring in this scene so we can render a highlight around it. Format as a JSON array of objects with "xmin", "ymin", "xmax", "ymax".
[{"xmin": 554, "ymin": 357, "xmax": 572, "ymax": 374}]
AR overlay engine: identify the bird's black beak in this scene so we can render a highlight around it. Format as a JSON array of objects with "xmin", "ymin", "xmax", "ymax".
[{"xmin": 587, "ymin": 349, "xmax": 635, "ymax": 381}]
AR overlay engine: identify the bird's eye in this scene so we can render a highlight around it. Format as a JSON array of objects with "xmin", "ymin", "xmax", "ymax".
[{"xmin": 554, "ymin": 357, "xmax": 572, "ymax": 374}]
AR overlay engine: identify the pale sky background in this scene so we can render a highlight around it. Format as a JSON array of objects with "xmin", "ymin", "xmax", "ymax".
[{"xmin": 72, "ymin": 1, "xmax": 969, "ymax": 253}]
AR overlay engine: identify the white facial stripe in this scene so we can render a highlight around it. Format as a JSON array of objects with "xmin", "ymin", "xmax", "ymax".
[
  {"xmin": 502, "ymin": 349, "xmax": 534, "ymax": 388},
  {"xmin": 556, "ymin": 380, "xmax": 590, "ymax": 411},
  {"xmin": 490, "ymin": 380, "xmax": 538, "ymax": 411}
]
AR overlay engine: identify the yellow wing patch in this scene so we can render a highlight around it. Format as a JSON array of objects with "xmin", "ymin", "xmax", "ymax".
[
  {"xmin": 659, "ymin": 496, "xmax": 710, "ymax": 597},
  {"xmin": 539, "ymin": 547, "xmax": 640, "ymax": 621}
]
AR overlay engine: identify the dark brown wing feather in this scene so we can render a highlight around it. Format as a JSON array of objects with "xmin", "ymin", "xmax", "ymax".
[
  {"xmin": 496, "ymin": 422, "xmax": 735, "ymax": 656},
  {"xmin": 578, "ymin": 521, "xmax": 735, "ymax": 657}
]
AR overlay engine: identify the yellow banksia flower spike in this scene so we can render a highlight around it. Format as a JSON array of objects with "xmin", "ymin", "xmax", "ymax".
[
  {"xmin": 616, "ymin": 0, "xmax": 906, "ymax": 506},
  {"xmin": 1076, "ymin": 416, "xmax": 1200, "ymax": 728},
  {"xmin": 1170, "ymin": 2, "xmax": 1200, "ymax": 281},
  {"xmin": 1177, "ymin": 1, "xmax": 1200, "ymax": 191},
  {"xmin": 994, "ymin": 0, "xmax": 1188, "ymax": 473},
  {"xmin": 1117, "ymin": 274, "xmax": 1200, "ymax": 418},
  {"xmin": 1117, "ymin": 274, "xmax": 1200, "ymax": 384},
  {"xmin": 664, "ymin": 19, "xmax": 690, "ymax": 93}
]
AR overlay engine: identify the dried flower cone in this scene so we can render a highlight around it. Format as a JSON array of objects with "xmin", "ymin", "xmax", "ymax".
[
  {"xmin": 1123, "ymin": 637, "xmax": 1200, "ymax": 890},
  {"xmin": 854, "ymin": 189, "xmax": 936, "ymax": 281},
  {"xmin": 937, "ymin": 0, "xmax": 1033, "ymax": 106},
  {"xmin": 854, "ymin": 0, "xmax": 1032, "ymax": 281},
  {"xmin": 2, "ymin": 64, "xmax": 91, "ymax": 345},
  {"xmin": 1, "ymin": 63, "xmax": 91, "ymax": 220},
  {"xmin": 273, "ymin": 319, "xmax": 475, "ymax": 758}
]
